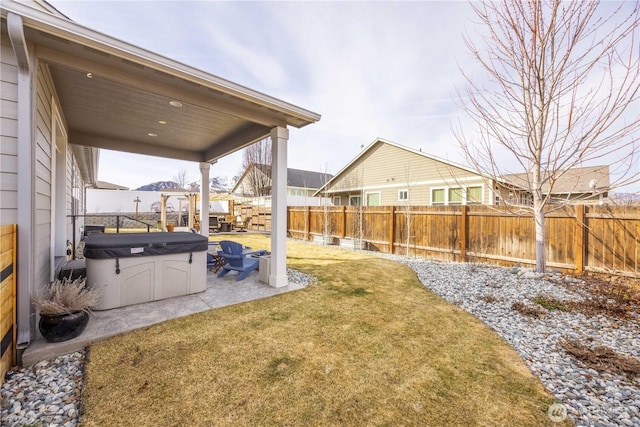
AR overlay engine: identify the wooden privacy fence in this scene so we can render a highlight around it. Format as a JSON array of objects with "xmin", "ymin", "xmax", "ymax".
[
  {"xmin": 287, "ymin": 205, "xmax": 640, "ymax": 277},
  {"xmin": 1, "ymin": 225, "xmax": 17, "ymax": 384},
  {"xmin": 237, "ymin": 203, "xmax": 271, "ymax": 232}
]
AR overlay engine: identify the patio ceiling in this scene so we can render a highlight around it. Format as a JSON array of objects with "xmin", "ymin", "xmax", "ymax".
[{"xmin": 6, "ymin": 1, "xmax": 320, "ymax": 180}]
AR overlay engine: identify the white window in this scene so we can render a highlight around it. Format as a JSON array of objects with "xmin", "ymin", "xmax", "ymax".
[
  {"xmin": 431, "ymin": 188, "xmax": 445, "ymax": 205},
  {"xmin": 398, "ymin": 190, "xmax": 409, "ymax": 201},
  {"xmin": 466, "ymin": 186, "xmax": 483, "ymax": 204},
  {"xmin": 349, "ymin": 195, "xmax": 362, "ymax": 206},
  {"xmin": 448, "ymin": 188, "xmax": 463, "ymax": 205},
  {"xmin": 366, "ymin": 192, "xmax": 381, "ymax": 206},
  {"xmin": 332, "ymin": 196, "xmax": 341, "ymax": 206}
]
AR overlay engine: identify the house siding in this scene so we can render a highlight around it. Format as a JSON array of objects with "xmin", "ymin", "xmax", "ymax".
[
  {"xmin": 33, "ymin": 61, "xmax": 55, "ymax": 285},
  {"xmin": 0, "ymin": 33, "xmax": 19, "ymax": 224},
  {"xmin": 328, "ymin": 142, "xmax": 492, "ymax": 206}
]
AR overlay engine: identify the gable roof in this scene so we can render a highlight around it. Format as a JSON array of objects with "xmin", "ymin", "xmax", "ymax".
[
  {"xmin": 287, "ymin": 167, "xmax": 333, "ymax": 188},
  {"xmin": 314, "ymin": 137, "xmax": 496, "ymax": 195},
  {"xmin": 231, "ymin": 163, "xmax": 333, "ymax": 193},
  {"xmin": 94, "ymin": 181, "xmax": 129, "ymax": 190},
  {"xmin": 1, "ymin": 0, "xmax": 320, "ymax": 165}
]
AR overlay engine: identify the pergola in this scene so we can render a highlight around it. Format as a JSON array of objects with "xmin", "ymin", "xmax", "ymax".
[{"xmin": 5, "ymin": 1, "xmax": 320, "ymax": 288}]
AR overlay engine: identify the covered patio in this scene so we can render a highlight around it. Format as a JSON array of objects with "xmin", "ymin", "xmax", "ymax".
[
  {"xmin": 2, "ymin": 0, "xmax": 320, "ymax": 363},
  {"xmin": 35, "ymin": 12, "xmax": 319, "ymax": 288}
]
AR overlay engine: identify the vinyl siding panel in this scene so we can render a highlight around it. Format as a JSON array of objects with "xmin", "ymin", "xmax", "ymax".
[
  {"xmin": 0, "ymin": 33, "xmax": 18, "ymax": 224},
  {"xmin": 34, "ymin": 62, "xmax": 55, "ymax": 284},
  {"xmin": 0, "ymin": 99, "xmax": 18, "ymax": 121}
]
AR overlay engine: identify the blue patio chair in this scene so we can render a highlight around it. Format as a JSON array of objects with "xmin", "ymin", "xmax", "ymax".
[{"xmin": 216, "ymin": 240, "xmax": 267, "ymax": 281}]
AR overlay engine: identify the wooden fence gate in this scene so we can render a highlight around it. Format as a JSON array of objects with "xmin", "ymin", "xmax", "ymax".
[{"xmin": 1, "ymin": 224, "xmax": 17, "ymax": 383}]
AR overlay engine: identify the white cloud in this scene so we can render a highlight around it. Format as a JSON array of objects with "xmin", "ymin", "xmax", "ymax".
[{"xmin": 48, "ymin": 1, "xmax": 487, "ymax": 184}]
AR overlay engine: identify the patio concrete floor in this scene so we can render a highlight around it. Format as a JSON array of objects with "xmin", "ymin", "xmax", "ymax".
[{"xmin": 22, "ymin": 268, "xmax": 306, "ymax": 367}]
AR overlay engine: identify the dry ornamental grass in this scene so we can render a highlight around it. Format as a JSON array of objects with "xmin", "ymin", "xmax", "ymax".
[
  {"xmin": 32, "ymin": 277, "xmax": 100, "ymax": 315},
  {"xmin": 81, "ymin": 236, "xmax": 568, "ymax": 426}
]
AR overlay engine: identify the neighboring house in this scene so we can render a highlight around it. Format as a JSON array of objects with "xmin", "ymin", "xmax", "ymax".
[
  {"xmin": 233, "ymin": 163, "xmax": 333, "ymax": 203},
  {"xmin": 502, "ymin": 165, "xmax": 610, "ymax": 205},
  {"xmin": 316, "ymin": 138, "xmax": 612, "ymax": 207},
  {"xmin": 1, "ymin": 0, "xmax": 318, "ymax": 361},
  {"xmin": 315, "ymin": 138, "xmax": 497, "ymax": 206},
  {"xmin": 94, "ymin": 181, "xmax": 129, "ymax": 191}
]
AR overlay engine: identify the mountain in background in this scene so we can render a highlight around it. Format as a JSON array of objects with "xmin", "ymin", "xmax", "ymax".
[
  {"xmin": 135, "ymin": 176, "xmax": 234, "ymax": 192},
  {"xmin": 134, "ymin": 181, "xmax": 184, "ymax": 191}
]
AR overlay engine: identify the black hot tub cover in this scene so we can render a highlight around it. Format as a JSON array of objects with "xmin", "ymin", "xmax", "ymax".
[{"xmin": 84, "ymin": 232, "xmax": 208, "ymax": 259}]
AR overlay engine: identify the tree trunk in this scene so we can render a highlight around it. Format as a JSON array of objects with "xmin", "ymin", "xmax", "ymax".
[{"xmin": 533, "ymin": 202, "xmax": 546, "ymax": 273}]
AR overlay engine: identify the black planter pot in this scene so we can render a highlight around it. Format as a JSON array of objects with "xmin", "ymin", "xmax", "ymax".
[{"xmin": 39, "ymin": 311, "xmax": 90, "ymax": 343}]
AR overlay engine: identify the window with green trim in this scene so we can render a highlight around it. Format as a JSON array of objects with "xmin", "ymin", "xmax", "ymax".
[
  {"xmin": 448, "ymin": 188, "xmax": 463, "ymax": 204},
  {"xmin": 431, "ymin": 188, "xmax": 445, "ymax": 205},
  {"xmin": 467, "ymin": 186, "xmax": 483, "ymax": 204},
  {"xmin": 366, "ymin": 193, "xmax": 380, "ymax": 206}
]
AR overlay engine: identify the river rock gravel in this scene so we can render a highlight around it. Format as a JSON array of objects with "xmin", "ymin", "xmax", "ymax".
[
  {"xmin": 1, "ymin": 351, "xmax": 84, "ymax": 427},
  {"xmin": 383, "ymin": 254, "xmax": 640, "ymax": 427}
]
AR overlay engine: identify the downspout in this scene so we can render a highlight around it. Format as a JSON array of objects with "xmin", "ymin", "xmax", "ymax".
[{"xmin": 8, "ymin": 12, "xmax": 35, "ymax": 361}]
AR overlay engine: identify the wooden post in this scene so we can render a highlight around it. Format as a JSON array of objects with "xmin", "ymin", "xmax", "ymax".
[
  {"xmin": 340, "ymin": 206, "xmax": 346, "ymax": 238},
  {"xmin": 1, "ymin": 224, "xmax": 17, "ymax": 383},
  {"xmin": 305, "ymin": 206, "xmax": 311, "ymax": 241},
  {"xmin": 575, "ymin": 205, "xmax": 585, "ymax": 273},
  {"xmin": 460, "ymin": 206, "xmax": 468, "ymax": 262},
  {"xmin": 160, "ymin": 194, "xmax": 168, "ymax": 231},
  {"xmin": 389, "ymin": 206, "xmax": 395, "ymax": 254}
]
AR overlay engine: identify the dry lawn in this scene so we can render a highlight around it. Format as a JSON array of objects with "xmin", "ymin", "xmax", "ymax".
[{"xmin": 81, "ymin": 235, "xmax": 567, "ymax": 426}]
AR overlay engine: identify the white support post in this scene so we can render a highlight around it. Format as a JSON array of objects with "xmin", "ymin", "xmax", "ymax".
[
  {"xmin": 270, "ymin": 127, "xmax": 289, "ymax": 287},
  {"xmin": 199, "ymin": 161, "xmax": 212, "ymax": 238}
]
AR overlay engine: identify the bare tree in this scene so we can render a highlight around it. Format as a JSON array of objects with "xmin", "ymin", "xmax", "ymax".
[
  {"xmin": 173, "ymin": 167, "xmax": 189, "ymax": 190},
  {"xmin": 402, "ymin": 163, "xmax": 417, "ymax": 256},
  {"xmin": 240, "ymin": 138, "xmax": 272, "ymax": 196},
  {"xmin": 455, "ymin": 0, "xmax": 640, "ymax": 272}
]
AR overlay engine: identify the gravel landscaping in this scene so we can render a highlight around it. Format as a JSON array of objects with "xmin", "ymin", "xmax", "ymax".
[
  {"xmin": 382, "ymin": 254, "xmax": 640, "ymax": 427},
  {"xmin": 2, "ymin": 255, "xmax": 639, "ymax": 427}
]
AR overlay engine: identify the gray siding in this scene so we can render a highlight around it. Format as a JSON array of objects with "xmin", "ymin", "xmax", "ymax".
[
  {"xmin": 0, "ymin": 33, "xmax": 18, "ymax": 224},
  {"xmin": 34, "ymin": 62, "xmax": 54, "ymax": 284}
]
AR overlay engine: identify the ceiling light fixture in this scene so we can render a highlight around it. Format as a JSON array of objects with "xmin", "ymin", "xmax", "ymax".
[
  {"xmin": 147, "ymin": 133, "xmax": 158, "ymax": 137},
  {"xmin": 169, "ymin": 100, "xmax": 183, "ymax": 108},
  {"xmin": 158, "ymin": 120, "xmax": 167, "ymax": 125}
]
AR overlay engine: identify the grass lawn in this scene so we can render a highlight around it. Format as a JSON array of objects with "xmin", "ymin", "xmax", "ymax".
[{"xmin": 81, "ymin": 235, "xmax": 568, "ymax": 426}]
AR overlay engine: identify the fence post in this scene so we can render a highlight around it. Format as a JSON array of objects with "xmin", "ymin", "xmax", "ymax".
[
  {"xmin": 389, "ymin": 206, "xmax": 395, "ymax": 254},
  {"xmin": 460, "ymin": 206, "xmax": 468, "ymax": 262},
  {"xmin": 340, "ymin": 206, "xmax": 346, "ymax": 238},
  {"xmin": 305, "ymin": 206, "xmax": 311, "ymax": 241},
  {"xmin": 575, "ymin": 205, "xmax": 585, "ymax": 273}
]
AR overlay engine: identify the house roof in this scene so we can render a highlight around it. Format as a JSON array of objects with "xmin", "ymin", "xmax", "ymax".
[
  {"xmin": 94, "ymin": 181, "xmax": 129, "ymax": 190},
  {"xmin": 231, "ymin": 163, "xmax": 333, "ymax": 193},
  {"xmin": 502, "ymin": 165, "xmax": 610, "ymax": 195},
  {"xmin": 287, "ymin": 167, "xmax": 333, "ymax": 189},
  {"xmin": 314, "ymin": 137, "xmax": 498, "ymax": 195},
  {"xmin": 2, "ymin": 0, "xmax": 320, "ymax": 180}
]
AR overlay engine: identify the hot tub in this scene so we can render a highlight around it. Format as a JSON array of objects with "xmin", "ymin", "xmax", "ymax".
[{"xmin": 84, "ymin": 232, "xmax": 208, "ymax": 310}]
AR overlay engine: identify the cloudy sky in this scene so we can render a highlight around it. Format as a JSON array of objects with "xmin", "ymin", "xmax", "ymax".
[
  {"xmin": 47, "ymin": 1, "xmax": 637, "ymax": 193},
  {"xmin": 47, "ymin": 0, "xmax": 481, "ymax": 188}
]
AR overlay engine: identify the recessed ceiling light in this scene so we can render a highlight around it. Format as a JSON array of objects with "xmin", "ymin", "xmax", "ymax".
[
  {"xmin": 169, "ymin": 100, "xmax": 183, "ymax": 108},
  {"xmin": 158, "ymin": 120, "xmax": 167, "ymax": 125},
  {"xmin": 148, "ymin": 133, "xmax": 158, "ymax": 137}
]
